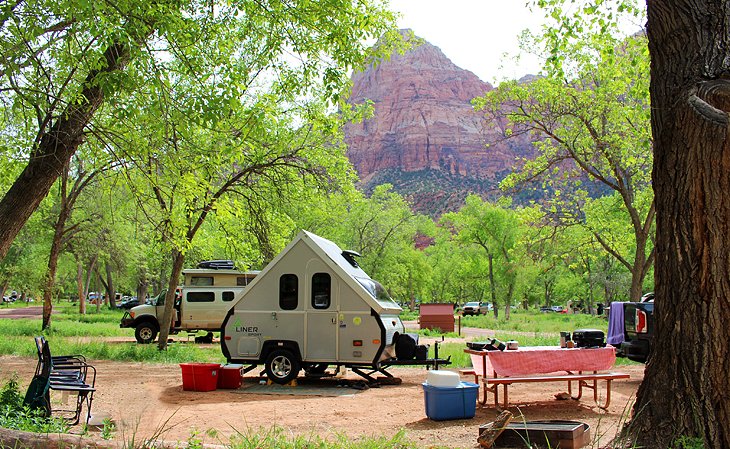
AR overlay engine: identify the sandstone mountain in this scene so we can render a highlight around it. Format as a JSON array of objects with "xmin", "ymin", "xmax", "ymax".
[{"xmin": 343, "ymin": 31, "xmax": 535, "ymax": 216}]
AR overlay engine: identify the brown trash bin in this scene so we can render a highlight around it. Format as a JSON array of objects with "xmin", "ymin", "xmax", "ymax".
[{"xmin": 419, "ymin": 303, "xmax": 455, "ymax": 332}]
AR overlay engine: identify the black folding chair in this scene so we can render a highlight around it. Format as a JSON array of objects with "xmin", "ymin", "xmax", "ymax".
[{"xmin": 33, "ymin": 337, "xmax": 96, "ymax": 425}]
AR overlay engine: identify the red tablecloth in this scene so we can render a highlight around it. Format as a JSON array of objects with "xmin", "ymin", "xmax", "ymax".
[{"xmin": 466, "ymin": 346, "xmax": 616, "ymax": 377}]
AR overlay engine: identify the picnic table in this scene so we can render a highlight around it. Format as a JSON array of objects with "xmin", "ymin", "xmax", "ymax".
[{"xmin": 463, "ymin": 346, "xmax": 629, "ymax": 409}]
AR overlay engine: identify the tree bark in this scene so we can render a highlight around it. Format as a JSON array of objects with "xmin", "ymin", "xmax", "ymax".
[
  {"xmin": 157, "ymin": 250, "xmax": 185, "ymax": 350},
  {"xmin": 77, "ymin": 259, "xmax": 85, "ymax": 315},
  {"xmin": 628, "ymin": 2, "xmax": 730, "ymax": 448},
  {"xmin": 487, "ymin": 253, "xmax": 498, "ymax": 318},
  {"xmin": 41, "ymin": 219, "xmax": 65, "ymax": 330}
]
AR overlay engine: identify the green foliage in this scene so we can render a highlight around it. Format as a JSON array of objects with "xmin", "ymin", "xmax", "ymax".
[
  {"xmin": 474, "ymin": 5, "xmax": 654, "ymax": 301},
  {"xmin": 672, "ymin": 436, "xmax": 706, "ymax": 449},
  {"xmin": 0, "ymin": 377, "xmax": 69, "ymax": 433},
  {"xmin": 226, "ymin": 427, "xmax": 419, "ymax": 449}
]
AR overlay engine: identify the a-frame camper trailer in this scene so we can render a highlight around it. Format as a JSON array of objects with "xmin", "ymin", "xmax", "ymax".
[{"xmin": 221, "ymin": 231, "xmax": 448, "ymax": 384}]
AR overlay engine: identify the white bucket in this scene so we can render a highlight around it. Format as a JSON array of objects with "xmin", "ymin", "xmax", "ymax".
[{"xmin": 426, "ymin": 370, "xmax": 461, "ymax": 387}]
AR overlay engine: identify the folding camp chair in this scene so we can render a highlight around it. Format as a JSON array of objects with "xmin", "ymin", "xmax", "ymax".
[{"xmin": 33, "ymin": 337, "xmax": 97, "ymax": 425}]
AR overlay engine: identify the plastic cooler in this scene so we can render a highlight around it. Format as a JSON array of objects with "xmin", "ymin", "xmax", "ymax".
[
  {"xmin": 218, "ymin": 364, "xmax": 243, "ymax": 389},
  {"xmin": 180, "ymin": 363, "xmax": 221, "ymax": 391},
  {"xmin": 422, "ymin": 381, "xmax": 479, "ymax": 421},
  {"xmin": 426, "ymin": 370, "xmax": 461, "ymax": 387}
]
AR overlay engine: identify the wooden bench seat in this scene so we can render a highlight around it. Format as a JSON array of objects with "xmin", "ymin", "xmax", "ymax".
[
  {"xmin": 459, "ymin": 368, "xmax": 477, "ymax": 383},
  {"xmin": 482, "ymin": 372, "xmax": 630, "ymax": 409}
]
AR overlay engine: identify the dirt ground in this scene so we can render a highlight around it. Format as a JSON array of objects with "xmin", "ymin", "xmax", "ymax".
[{"xmin": 0, "ymin": 340, "xmax": 645, "ymax": 449}]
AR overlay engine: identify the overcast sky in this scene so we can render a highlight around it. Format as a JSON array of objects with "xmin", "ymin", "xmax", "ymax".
[{"xmin": 386, "ymin": 0, "xmax": 547, "ymax": 83}]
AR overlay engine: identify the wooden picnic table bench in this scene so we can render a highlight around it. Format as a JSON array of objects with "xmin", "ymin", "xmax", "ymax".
[
  {"xmin": 483, "ymin": 371, "xmax": 630, "ymax": 409},
  {"xmin": 464, "ymin": 347, "xmax": 629, "ymax": 409}
]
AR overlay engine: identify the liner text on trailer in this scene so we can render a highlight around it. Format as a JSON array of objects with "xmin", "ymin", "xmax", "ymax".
[{"xmin": 221, "ymin": 230, "xmax": 449, "ymax": 384}]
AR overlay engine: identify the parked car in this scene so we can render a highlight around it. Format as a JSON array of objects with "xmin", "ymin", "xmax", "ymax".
[
  {"xmin": 117, "ymin": 296, "xmax": 140, "ymax": 310},
  {"xmin": 462, "ymin": 301, "xmax": 489, "ymax": 316},
  {"xmin": 539, "ymin": 305, "xmax": 564, "ymax": 313}
]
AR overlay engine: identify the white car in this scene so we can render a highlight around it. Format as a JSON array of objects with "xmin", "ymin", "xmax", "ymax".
[{"xmin": 462, "ymin": 302, "xmax": 489, "ymax": 316}]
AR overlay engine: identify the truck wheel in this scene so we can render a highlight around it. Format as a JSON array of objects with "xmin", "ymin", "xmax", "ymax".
[
  {"xmin": 135, "ymin": 323, "xmax": 158, "ymax": 344},
  {"xmin": 265, "ymin": 349, "xmax": 300, "ymax": 384}
]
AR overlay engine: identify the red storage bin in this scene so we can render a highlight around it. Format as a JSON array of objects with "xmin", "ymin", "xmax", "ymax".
[
  {"xmin": 180, "ymin": 363, "xmax": 220, "ymax": 391},
  {"xmin": 217, "ymin": 364, "xmax": 243, "ymax": 389}
]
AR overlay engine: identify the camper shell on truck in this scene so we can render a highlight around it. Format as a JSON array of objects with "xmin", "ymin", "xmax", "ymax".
[
  {"xmin": 221, "ymin": 231, "xmax": 449, "ymax": 384},
  {"xmin": 120, "ymin": 263, "xmax": 258, "ymax": 343}
]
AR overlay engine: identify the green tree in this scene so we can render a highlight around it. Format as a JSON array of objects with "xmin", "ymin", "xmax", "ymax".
[
  {"xmin": 442, "ymin": 195, "xmax": 521, "ymax": 319},
  {"xmin": 476, "ymin": 22, "xmax": 654, "ymax": 302},
  {"xmin": 0, "ymin": 0, "xmax": 400, "ymax": 262},
  {"xmin": 528, "ymin": 1, "xmax": 730, "ymax": 446}
]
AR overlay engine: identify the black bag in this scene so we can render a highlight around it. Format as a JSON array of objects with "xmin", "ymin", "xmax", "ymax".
[
  {"xmin": 414, "ymin": 344, "xmax": 429, "ymax": 360},
  {"xmin": 572, "ymin": 329, "xmax": 606, "ymax": 348},
  {"xmin": 395, "ymin": 333, "xmax": 419, "ymax": 360}
]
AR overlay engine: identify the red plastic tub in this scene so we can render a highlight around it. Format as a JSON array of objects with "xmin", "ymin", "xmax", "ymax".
[
  {"xmin": 180, "ymin": 363, "xmax": 220, "ymax": 391},
  {"xmin": 217, "ymin": 364, "xmax": 243, "ymax": 389}
]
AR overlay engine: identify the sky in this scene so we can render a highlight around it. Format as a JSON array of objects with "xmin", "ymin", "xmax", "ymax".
[{"xmin": 386, "ymin": 0, "xmax": 548, "ymax": 84}]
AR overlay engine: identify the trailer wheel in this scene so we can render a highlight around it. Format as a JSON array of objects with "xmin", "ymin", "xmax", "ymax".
[
  {"xmin": 135, "ymin": 322, "xmax": 158, "ymax": 344},
  {"xmin": 265, "ymin": 349, "xmax": 300, "ymax": 384}
]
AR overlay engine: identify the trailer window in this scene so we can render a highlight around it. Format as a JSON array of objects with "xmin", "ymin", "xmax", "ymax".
[
  {"xmin": 279, "ymin": 274, "xmax": 298, "ymax": 310},
  {"xmin": 311, "ymin": 273, "xmax": 331, "ymax": 309},
  {"xmin": 222, "ymin": 291, "xmax": 235, "ymax": 302},
  {"xmin": 186, "ymin": 291, "xmax": 215, "ymax": 302},
  {"xmin": 190, "ymin": 276, "xmax": 214, "ymax": 286},
  {"xmin": 355, "ymin": 277, "xmax": 399, "ymax": 308}
]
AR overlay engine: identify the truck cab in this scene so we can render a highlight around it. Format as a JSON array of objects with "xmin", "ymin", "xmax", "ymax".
[{"xmin": 120, "ymin": 263, "xmax": 258, "ymax": 343}]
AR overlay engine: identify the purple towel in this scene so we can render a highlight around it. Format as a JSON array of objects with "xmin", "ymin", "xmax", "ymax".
[{"xmin": 606, "ymin": 302, "xmax": 627, "ymax": 345}]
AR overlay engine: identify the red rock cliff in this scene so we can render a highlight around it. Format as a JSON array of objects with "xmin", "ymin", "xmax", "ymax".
[{"xmin": 344, "ymin": 31, "xmax": 528, "ymax": 188}]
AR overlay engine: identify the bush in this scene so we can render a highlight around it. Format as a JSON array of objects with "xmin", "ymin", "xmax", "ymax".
[{"xmin": 0, "ymin": 375, "xmax": 69, "ymax": 433}]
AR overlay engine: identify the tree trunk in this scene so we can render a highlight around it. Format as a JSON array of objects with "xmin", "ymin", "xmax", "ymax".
[
  {"xmin": 42, "ymin": 174, "xmax": 73, "ymax": 329},
  {"xmin": 628, "ymin": 2, "xmax": 730, "ymax": 448},
  {"xmin": 157, "ymin": 250, "xmax": 185, "ymax": 350},
  {"xmin": 104, "ymin": 263, "xmax": 116, "ymax": 309},
  {"xmin": 41, "ymin": 229, "xmax": 63, "ymax": 330},
  {"xmin": 77, "ymin": 260, "xmax": 85, "ymax": 315},
  {"xmin": 137, "ymin": 266, "xmax": 148, "ymax": 306},
  {"xmin": 488, "ymin": 253, "xmax": 498, "ymax": 318},
  {"xmin": 0, "ymin": 34, "xmax": 150, "ymax": 262},
  {"xmin": 82, "ymin": 254, "xmax": 97, "ymax": 314}
]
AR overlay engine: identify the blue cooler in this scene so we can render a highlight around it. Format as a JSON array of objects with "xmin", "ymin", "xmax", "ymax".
[{"xmin": 422, "ymin": 381, "xmax": 479, "ymax": 420}]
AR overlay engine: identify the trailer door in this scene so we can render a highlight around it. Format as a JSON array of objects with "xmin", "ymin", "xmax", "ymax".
[{"xmin": 305, "ymin": 262, "xmax": 338, "ymax": 361}]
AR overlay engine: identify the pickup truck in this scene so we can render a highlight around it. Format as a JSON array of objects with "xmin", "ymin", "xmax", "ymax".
[{"xmin": 611, "ymin": 292, "xmax": 655, "ymax": 363}]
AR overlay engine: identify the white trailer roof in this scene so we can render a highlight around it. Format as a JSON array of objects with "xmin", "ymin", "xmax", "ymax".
[{"xmin": 238, "ymin": 230, "xmax": 402, "ymax": 313}]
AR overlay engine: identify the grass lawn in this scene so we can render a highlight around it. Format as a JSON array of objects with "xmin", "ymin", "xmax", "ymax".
[{"xmin": 0, "ymin": 303, "xmax": 639, "ymax": 368}]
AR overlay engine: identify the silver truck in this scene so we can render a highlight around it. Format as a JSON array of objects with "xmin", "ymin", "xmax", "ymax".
[{"xmin": 120, "ymin": 265, "xmax": 258, "ymax": 343}]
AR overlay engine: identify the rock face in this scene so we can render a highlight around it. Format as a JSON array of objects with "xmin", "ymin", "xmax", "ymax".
[{"xmin": 344, "ymin": 30, "xmax": 534, "ymax": 215}]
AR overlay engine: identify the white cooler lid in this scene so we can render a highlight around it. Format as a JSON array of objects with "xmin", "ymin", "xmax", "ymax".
[{"xmin": 426, "ymin": 370, "xmax": 461, "ymax": 387}]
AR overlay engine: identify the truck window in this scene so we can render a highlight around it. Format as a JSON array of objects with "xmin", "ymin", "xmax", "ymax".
[
  {"xmin": 311, "ymin": 273, "xmax": 331, "ymax": 309},
  {"xmin": 187, "ymin": 292, "xmax": 215, "ymax": 302},
  {"xmin": 222, "ymin": 291, "xmax": 235, "ymax": 302},
  {"xmin": 279, "ymin": 274, "xmax": 298, "ymax": 310},
  {"xmin": 191, "ymin": 276, "xmax": 214, "ymax": 286}
]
